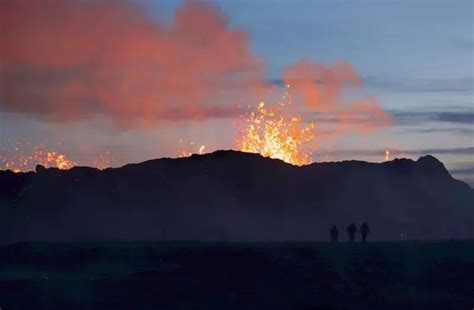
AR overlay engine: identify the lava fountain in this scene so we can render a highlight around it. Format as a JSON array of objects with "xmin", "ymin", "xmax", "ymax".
[
  {"xmin": 1, "ymin": 144, "xmax": 76, "ymax": 172},
  {"xmin": 177, "ymin": 140, "xmax": 207, "ymax": 158},
  {"xmin": 93, "ymin": 151, "xmax": 114, "ymax": 170},
  {"xmin": 236, "ymin": 85, "xmax": 317, "ymax": 166},
  {"xmin": 0, "ymin": 143, "xmax": 116, "ymax": 172}
]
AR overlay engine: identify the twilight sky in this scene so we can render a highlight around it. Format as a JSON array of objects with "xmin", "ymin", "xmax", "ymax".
[{"xmin": 0, "ymin": 0, "xmax": 473, "ymax": 184}]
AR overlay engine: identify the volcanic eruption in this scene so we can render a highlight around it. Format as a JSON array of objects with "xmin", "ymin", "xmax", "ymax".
[
  {"xmin": 0, "ymin": 0, "xmax": 394, "ymax": 170},
  {"xmin": 236, "ymin": 85, "xmax": 316, "ymax": 166}
]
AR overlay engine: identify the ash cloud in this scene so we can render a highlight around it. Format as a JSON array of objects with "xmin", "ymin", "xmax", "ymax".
[
  {"xmin": 282, "ymin": 60, "xmax": 392, "ymax": 135},
  {"xmin": 320, "ymin": 147, "xmax": 474, "ymax": 158},
  {"xmin": 364, "ymin": 76, "xmax": 474, "ymax": 93},
  {"xmin": 0, "ymin": 0, "xmax": 390, "ymax": 136},
  {"xmin": 0, "ymin": 0, "xmax": 266, "ymax": 127},
  {"xmin": 391, "ymin": 109, "xmax": 474, "ymax": 126}
]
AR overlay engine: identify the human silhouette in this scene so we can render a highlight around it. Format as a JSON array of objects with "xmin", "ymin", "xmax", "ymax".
[
  {"xmin": 330, "ymin": 225, "xmax": 339, "ymax": 243},
  {"xmin": 360, "ymin": 222, "xmax": 371, "ymax": 242},
  {"xmin": 347, "ymin": 223, "xmax": 357, "ymax": 242}
]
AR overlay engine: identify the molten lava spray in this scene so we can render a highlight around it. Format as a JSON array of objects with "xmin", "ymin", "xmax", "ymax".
[
  {"xmin": 93, "ymin": 151, "xmax": 114, "ymax": 170},
  {"xmin": 0, "ymin": 143, "xmax": 117, "ymax": 172},
  {"xmin": 1, "ymin": 144, "xmax": 76, "ymax": 172},
  {"xmin": 236, "ymin": 85, "xmax": 317, "ymax": 166},
  {"xmin": 178, "ymin": 140, "xmax": 207, "ymax": 158}
]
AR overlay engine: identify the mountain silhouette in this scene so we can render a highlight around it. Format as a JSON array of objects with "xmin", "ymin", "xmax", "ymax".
[{"xmin": 0, "ymin": 150, "xmax": 472, "ymax": 243}]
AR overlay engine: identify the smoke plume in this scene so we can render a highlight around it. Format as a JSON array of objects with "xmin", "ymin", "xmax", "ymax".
[
  {"xmin": 0, "ymin": 0, "xmax": 390, "ymax": 134},
  {"xmin": 282, "ymin": 59, "xmax": 392, "ymax": 135},
  {"xmin": 0, "ymin": 0, "xmax": 266, "ymax": 127}
]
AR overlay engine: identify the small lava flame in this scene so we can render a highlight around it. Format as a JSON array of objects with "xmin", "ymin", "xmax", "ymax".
[
  {"xmin": 93, "ymin": 151, "xmax": 114, "ymax": 170},
  {"xmin": 236, "ymin": 85, "xmax": 317, "ymax": 166},
  {"xmin": 198, "ymin": 145, "xmax": 206, "ymax": 155},
  {"xmin": 384, "ymin": 149, "xmax": 390, "ymax": 161},
  {"xmin": 178, "ymin": 140, "xmax": 206, "ymax": 157},
  {"xmin": 1, "ymin": 144, "xmax": 76, "ymax": 172}
]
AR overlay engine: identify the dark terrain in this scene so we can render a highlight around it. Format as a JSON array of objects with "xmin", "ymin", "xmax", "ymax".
[
  {"xmin": 1, "ymin": 241, "xmax": 473, "ymax": 309},
  {"xmin": 0, "ymin": 150, "xmax": 473, "ymax": 243}
]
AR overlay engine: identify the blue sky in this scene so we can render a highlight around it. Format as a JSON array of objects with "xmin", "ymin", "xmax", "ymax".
[{"xmin": 1, "ymin": 0, "xmax": 473, "ymax": 183}]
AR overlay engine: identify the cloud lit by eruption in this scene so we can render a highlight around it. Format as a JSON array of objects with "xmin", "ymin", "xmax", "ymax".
[
  {"xmin": 0, "ymin": 0, "xmax": 392, "ymax": 166},
  {"xmin": 282, "ymin": 60, "xmax": 392, "ymax": 135},
  {"xmin": 0, "ymin": 0, "xmax": 265, "ymax": 127},
  {"xmin": 283, "ymin": 60, "xmax": 362, "ymax": 109}
]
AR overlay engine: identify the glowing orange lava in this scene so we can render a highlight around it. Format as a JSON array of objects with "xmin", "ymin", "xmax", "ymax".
[
  {"xmin": 198, "ymin": 145, "xmax": 206, "ymax": 154},
  {"xmin": 177, "ymin": 140, "xmax": 206, "ymax": 158},
  {"xmin": 1, "ymin": 144, "xmax": 76, "ymax": 172},
  {"xmin": 93, "ymin": 151, "xmax": 114, "ymax": 170},
  {"xmin": 236, "ymin": 85, "xmax": 317, "ymax": 166}
]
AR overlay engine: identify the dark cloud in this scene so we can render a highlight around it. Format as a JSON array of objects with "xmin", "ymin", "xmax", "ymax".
[
  {"xmin": 410, "ymin": 147, "xmax": 474, "ymax": 156},
  {"xmin": 435, "ymin": 111, "xmax": 474, "ymax": 124},
  {"xmin": 450, "ymin": 167, "xmax": 474, "ymax": 175},
  {"xmin": 404, "ymin": 127, "xmax": 474, "ymax": 136},
  {"xmin": 448, "ymin": 162, "xmax": 474, "ymax": 187},
  {"xmin": 390, "ymin": 109, "xmax": 474, "ymax": 125},
  {"xmin": 363, "ymin": 76, "xmax": 474, "ymax": 93},
  {"xmin": 304, "ymin": 108, "xmax": 473, "ymax": 128},
  {"xmin": 271, "ymin": 76, "xmax": 474, "ymax": 94},
  {"xmin": 317, "ymin": 147, "xmax": 474, "ymax": 158}
]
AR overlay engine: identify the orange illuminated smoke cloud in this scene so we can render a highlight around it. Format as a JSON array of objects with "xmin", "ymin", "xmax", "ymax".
[
  {"xmin": 282, "ymin": 60, "xmax": 392, "ymax": 135},
  {"xmin": 0, "ymin": 0, "xmax": 265, "ymax": 127}
]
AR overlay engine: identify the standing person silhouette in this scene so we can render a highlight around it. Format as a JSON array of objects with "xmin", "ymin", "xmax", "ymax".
[
  {"xmin": 347, "ymin": 223, "xmax": 357, "ymax": 242},
  {"xmin": 360, "ymin": 222, "xmax": 371, "ymax": 242},
  {"xmin": 330, "ymin": 225, "xmax": 339, "ymax": 243}
]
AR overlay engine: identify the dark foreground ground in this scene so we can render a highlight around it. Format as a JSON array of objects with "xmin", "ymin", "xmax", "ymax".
[{"xmin": 1, "ymin": 241, "xmax": 473, "ymax": 310}]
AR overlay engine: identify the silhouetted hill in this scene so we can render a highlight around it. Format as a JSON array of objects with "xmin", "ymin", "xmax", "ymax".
[{"xmin": 0, "ymin": 150, "xmax": 472, "ymax": 243}]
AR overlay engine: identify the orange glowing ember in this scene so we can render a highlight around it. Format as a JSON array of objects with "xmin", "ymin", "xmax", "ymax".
[
  {"xmin": 93, "ymin": 151, "xmax": 113, "ymax": 170},
  {"xmin": 177, "ymin": 140, "xmax": 206, "ymax": 157},
  {"xmin": 236, "ymin": 85, "xmax": 317, "ymax": 166},
  {"xmin": 1, "ymin": 144, "xmax": 76, "ymax": 172}
]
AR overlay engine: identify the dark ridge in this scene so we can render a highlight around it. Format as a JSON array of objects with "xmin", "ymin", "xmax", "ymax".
[
  {"xmin": 0, "ymin": 150, "xmax": 472, "ymax": 243},
  {"xmin": 416, "ymin": 155, "xmax": 452, "ymax": 179}
]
